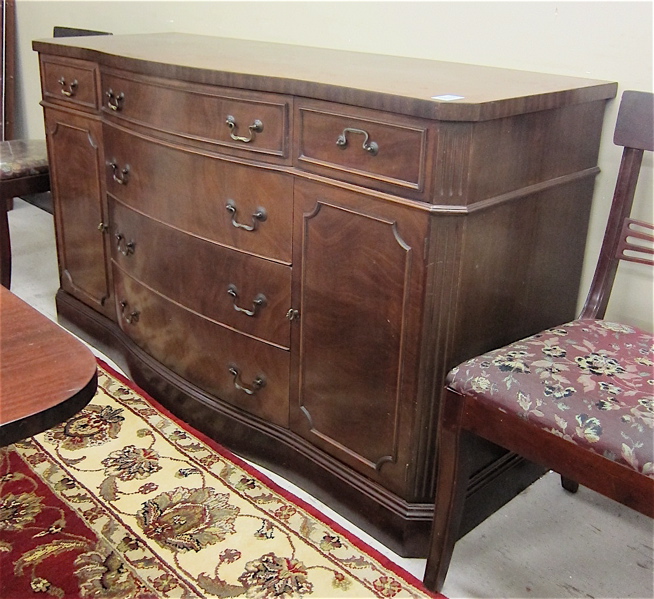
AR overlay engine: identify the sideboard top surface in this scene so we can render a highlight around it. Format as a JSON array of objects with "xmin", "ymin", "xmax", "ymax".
[{"xmin": 33, "ymin": 32, "xmax": 617, "ymax": 121}]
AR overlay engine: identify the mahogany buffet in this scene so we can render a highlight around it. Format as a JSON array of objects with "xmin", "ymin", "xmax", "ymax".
[{"xmin": 32, "ymin": 33, "xmax": 617, "ymax": 557}]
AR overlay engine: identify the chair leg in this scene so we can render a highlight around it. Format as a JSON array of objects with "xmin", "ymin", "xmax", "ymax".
[
  {"xmin": 424, "ymin": 393, "xmax": 471, "ymax": 593},
  {"xmin": 561, "ymin": 476, "xmax": 579, "ymax": 493}
]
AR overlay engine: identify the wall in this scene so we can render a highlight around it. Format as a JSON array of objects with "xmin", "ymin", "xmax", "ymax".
[{"xmin": 13, "ymin": 0, "xmax": 654, "ymax": 331}]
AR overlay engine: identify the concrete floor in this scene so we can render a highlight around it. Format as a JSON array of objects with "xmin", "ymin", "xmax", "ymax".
[{"xmin": 7, "ymin": 197, "xmax": 654, "ymax": 598}]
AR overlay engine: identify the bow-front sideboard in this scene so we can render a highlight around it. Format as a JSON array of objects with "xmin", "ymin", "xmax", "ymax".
[{"xmin": 33, "ymin": 33, "xmax": 617, "ymax": 557}]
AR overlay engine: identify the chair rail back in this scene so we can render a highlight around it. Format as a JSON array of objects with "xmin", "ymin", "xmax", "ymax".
[
  {"xmin": 616, "ymin": 217, "xmax": 654, "ymax": 266},
  {"xmin": 581, "ymin": 91, "xmax": 653, "ymax": 320}
]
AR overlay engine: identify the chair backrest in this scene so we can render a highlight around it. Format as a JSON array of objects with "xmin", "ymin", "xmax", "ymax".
[
  {"xmin": 580, "ymin": 90, "xmax": 654, "ymax": 320},
  {"xmin": 53, "ymin": 26, "xmax": 112, "ymax": 38},
  {"xmin": 2, "ymin": 0, "xmax": 17, "ymax": 140}
]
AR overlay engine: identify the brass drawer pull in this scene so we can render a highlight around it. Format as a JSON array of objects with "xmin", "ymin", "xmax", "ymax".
[
  {"xmin": 225, "ymin": 199, "xmax": 267, "ymax": 232},
  {"xmin": 115, "ymin": 233, "xmax": 136, "ymax": 256},
  {"xmin": 227, "ymin": 284, "xmax": 266, "ymax": 317},
  {"xmin": 336, "ymin": 127, "xmax": 379, "ymax": 156},
  {"xmin": 106, "ymin": 88, "xmax": 125, "ymax": 111},
  {"xmin": 108, "ymin": 161, "xmax": 130, "ymax": 185},
  {"xmin": 225, "ymin": 115, "xmax": 263, "ymax": 143},
  {"xmin": 228, "ymin": 366, "xmax": 266, "ymax": 395},
  {"xmin": 119, "ymin": 300, "xmax": 140, "ymax": 324},
  {"xmin": 58, "ymin": 76, "xmax": 78, "ymax": 97}
]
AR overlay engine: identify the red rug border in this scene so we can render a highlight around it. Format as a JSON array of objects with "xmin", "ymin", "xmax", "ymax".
[{"xmin": 96, "ymin": 358, "xmax": 444, "ymax": 599}]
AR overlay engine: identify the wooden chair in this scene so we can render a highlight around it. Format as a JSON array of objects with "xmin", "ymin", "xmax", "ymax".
[
  {"xmin": 1, "ymin": 0, "xmax": 49, "ymax": 287},
  {"xmin": 0, "ymin": 140, "xmax": 50, "ymax": 288},
  {"xmin": 423, "ymin": 90, "xmax": 654, "ymax": 593}
]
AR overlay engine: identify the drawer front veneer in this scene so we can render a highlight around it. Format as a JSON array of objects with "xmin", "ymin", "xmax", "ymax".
[
  {"xmin": 110, "ymin": 199, "xmax": 292, "ymax": 348},
  {"xmin": 41, "ymin": 56, "xmax": 100, "ymax": 111},
  {"xmin": 104, "ymin": 125, "xmax": 293, "ymax": 263},
  {"xmin": 101, "ymin": 70, "xmax": 290, "ymax": 160},
  {"xmin": 295, "ymin": 100, "xmax": 430, "ymax": 197},
  {"xmin": 114, "ymin": 268, "xmax": 290, "ymax": 427}
]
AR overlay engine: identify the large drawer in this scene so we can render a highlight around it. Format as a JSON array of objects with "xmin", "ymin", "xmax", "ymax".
[
  {"xmin": 101, "ymin": 68, "xmax": 290, "ymax": 162},
  {"xmin": 40, "ymin": 56, "xmax": 100, "ymax": 112},
  {"xmin": 104, "ymin": 124, "xmax": 293, "ymax": 263},
  {"xmin": 114, "ymin": 267, "xmax": 290, "ymax": 428},
  {"xmin": 110, "ymin": 199, "xmax": 292, "ymax": 348},
  {"xmin": 295, "ymin": 99, "xmax": 431, "ymax": 198}
]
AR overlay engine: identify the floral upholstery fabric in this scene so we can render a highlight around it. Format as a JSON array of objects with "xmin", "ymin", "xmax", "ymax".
[
  {"xmin": 0, "ymin": 139, "xmax": 49, "ymax": 180},
  {"xmin": 447, "ymin": 319, "xmax": 654, "ymax": 477}
]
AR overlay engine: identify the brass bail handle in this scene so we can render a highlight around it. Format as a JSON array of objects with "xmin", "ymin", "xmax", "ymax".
[
  {"xmin": 115, "ymin": 233, "xmax": 136, "ymax": 256},
  {"xmin": 228, "ymin": 366, "xmax": 266, "ymax": 395},
  {"xmin": 119, "ymin": 300, "xmax": 140, "ymax": 325},
  {"xmin": 225, "ymin": 199, "xmax": 267, "ymax": 232},
  {"xmin": 336, "ymin": 127, "xmax": 379, "ymax": 156},
  {"xmin": 227, "ymin": 284, "xmax": 267, "ymax": 317},
  {"xmin": 106, "ymin": 88, "xmax": 125, "ymax": 111},
  {"xmin": 108, "ymin": 161, "xmax": 130, "ymax": 185},
  {"xmin": 225, "ymin": 115, "xmax": 264, "ymax": 143},
  {"xmin": 58, "ymin": 76, "xmax": 78, "ymax": 97}
]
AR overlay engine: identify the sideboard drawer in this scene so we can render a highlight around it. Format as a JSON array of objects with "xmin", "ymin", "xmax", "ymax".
[
  {"xmin": 40, "ymin": 56, "xmax": 99, "ymax": 111},
  {"xmin": 101, "ymin": 69, "xmax": 290, "ymax": 160},
  {"xmin": 295, "ymin": 100, "xmax": 430, "ymax": 197},
  {"xmin": 110, "ymin": 199, "xmax": 292, "ymax": 348},
  {"xmin": 114, "ymin": 268, "xmax": 290, "ymax": 427},
  {"xmin": 104, "ymin": 125, "xmax": 293, "ymax": 263}
]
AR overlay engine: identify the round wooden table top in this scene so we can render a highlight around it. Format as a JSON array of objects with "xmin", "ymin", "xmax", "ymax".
[{"xmin": 0, "ymin": 287, "xmax": 97, "ymax": 446}]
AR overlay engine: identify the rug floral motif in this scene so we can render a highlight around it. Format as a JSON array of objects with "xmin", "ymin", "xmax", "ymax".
[{"xmin": 0, "ymin": 362, "xmax": 440, "ymax": 599}]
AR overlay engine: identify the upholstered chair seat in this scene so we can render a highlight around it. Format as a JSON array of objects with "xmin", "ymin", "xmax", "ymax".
[
  {"xmin": 0, "ymin": 139, "xmax": 49, "ymax": 181},
  {"xmin": 447, "ymin": 318, "xmax": 654, "ymax": 478},
  {"xmin": 0, "ymin": 139, "xmax": 51, "ymax": 288},
  {"xmin": 424, "ymin": 90, "xmax": 654, "ymax": 594}
]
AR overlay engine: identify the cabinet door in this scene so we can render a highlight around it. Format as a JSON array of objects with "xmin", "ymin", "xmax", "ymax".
[
  {"xmin": 291, "ymin": 179, "xmax": 429, "ymax": 496},
  {"xmin": 45, "ymin": 108, "xmax": 113, "ymax": 318}
]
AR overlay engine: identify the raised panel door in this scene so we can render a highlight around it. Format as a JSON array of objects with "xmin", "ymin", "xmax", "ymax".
[
  {"xmin": 291, "ymin": 179, "xmax": 429, "ymax": 496},
  {"xmin": 45, "ymin": 107, "xmax": 113, "ymax": 317}
]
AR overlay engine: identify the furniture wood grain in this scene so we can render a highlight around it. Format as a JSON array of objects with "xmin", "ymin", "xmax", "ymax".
[
  {"xmin": 0, "ymin": 286, "xmax": 97, "ymax": 446},
  {"xmin": 33, "ymin": 33, "xmax": 617, "ymax": 557},
  {"xmin": 32, "ymin": 33, "xmax": 615, "ymax": 121}
]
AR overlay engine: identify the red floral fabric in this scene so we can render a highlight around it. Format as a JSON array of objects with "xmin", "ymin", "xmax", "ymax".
[{"xmin": 447, "ymin": 319, "xmax": 654, "ymax": 477}]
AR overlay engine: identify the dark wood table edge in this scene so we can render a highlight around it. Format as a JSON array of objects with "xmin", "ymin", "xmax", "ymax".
[{"xmin": 0, "ymin": 367, "xmax": 97, "ymax": 446}]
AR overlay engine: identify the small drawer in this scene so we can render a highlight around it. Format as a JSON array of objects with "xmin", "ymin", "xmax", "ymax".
[
  {"xmin": 40, "ymin": 56, "xmax": 99, "ymax": 111},
  {"xmin": 104, "ymin": 124, "xmax": 293, "ymax": 263},
  {"xmin": 110, "ymin": 199, "xmax": 292, "ymax": 348},
  {"xmin": 114, "ymin": 268, "xmax": 290, "ymax": 428},
  {"xmin": 295, "ymin": 100, "xmax": 430, "ymax": 197},
  {"xmin": 101, "ymin": 69, "xmax": 290, "ymax": 161}
]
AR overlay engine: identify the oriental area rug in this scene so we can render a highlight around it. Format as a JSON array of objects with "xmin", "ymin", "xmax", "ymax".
[{"xmin": 0, "ymin": 361, "xmax": 442, "ymax": 599}]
